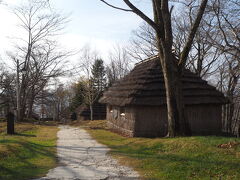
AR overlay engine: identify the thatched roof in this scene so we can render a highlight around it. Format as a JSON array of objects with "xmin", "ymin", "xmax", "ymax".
[{"xmin": 99, "ymin": 56, "xmax": 228, "ymax": 106}]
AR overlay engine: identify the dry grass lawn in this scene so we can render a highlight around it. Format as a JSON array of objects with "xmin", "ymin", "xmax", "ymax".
[{"xmin": 0, "ymin": 122, "xmax": 58, "ymax": 180}]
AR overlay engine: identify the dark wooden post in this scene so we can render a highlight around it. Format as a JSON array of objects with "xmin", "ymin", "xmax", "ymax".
[
  {"xmin": 71, "ymin": 112, "xmax": 77, "ymax": 121},
  {"xmin": 6, "ymin": 112, "xmax": 15, "ymax": 135}
]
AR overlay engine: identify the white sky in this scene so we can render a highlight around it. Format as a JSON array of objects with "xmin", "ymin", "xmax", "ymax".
[{"xmin": 0, "ymin": 0, "xmax": 152, "ymax": 66}]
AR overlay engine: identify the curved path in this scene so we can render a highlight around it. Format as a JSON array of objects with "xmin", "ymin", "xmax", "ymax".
[{"xmin": 38, "ymin": 125, "xmax": 139, "ymax": 180}]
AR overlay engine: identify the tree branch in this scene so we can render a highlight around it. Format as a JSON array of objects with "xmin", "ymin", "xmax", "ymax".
[
  {"xmin": 122, "ymin": 0, "xmax": 159, "ymax": 31},
  {"xmin": 152, "ymin": 0, "xmax": 165, "ymax": 40},
  {"xmin": 178, "ymin": 0, "xmax": 208, "ymax": 69},
  {"xmin": 100, "ymin": 0, "xmax": 133, "ymax": 12},
  {"xmin": 161, "ymin": 0, "xmax": 173, "ymax": 46}
]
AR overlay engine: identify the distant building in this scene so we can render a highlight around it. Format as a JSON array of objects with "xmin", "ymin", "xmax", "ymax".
[
  {"xmin": 99, "ymin": 56, "xmax": 228, "ymax": 137},
  {"xmin": 75, "ymin": 103, "xmax": 106, "ymax": 121}
]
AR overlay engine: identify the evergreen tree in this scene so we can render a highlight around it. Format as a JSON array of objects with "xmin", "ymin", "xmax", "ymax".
[
  {"xmin": 69, "ymin": 81, "xmax": 85, "ymax": 111},
  {"xmin": 91, "ymin": 59, "xmax": 106, "ymax": 93}
]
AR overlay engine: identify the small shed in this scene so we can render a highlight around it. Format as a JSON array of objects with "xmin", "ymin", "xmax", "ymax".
[
  {"xmin": 75, "ymin": 103, "xmax": 106, "ymax": 121},
  {"xmin": 99, "ymin": 56, "xmax": 228, "ymax": 137}
]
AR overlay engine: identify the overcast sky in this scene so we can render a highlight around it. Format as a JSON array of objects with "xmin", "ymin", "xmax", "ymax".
[{"xmin": 0, "ymin": 0, "xmax": 152, "ymax": 64}]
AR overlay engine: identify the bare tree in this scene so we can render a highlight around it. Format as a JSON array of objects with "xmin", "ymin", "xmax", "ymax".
[
  {"xmin": 32, "ymin": 83, "xmax": 71, "ymax": 122},
  {"xmin": 128, "ymin": 22, "xmax": 158, "ymax": 61},
  {"xmin": 215, "ymin": 54, "xmax": 239, "ymax": 135},
  {"xmin": 207, "ymin": 0, "xmax": 240, "ymax": 136},
  {"xmin": 26, "ymin": 42, "xmax": 70, "ymax": 118},
  {"xmin": 51, "ymin": 84, "xmax": 70, "ymax": 122},
  {"xmin": 0, "ymin": 63, "xmax": 17, "ymax": 135},
  {"xmin": 100, "ymin": 0, "xmax": 208, "ymax": 137},
  {"xmin": 106, "ymin": 44, "xmax": 133, "ymax": 85},
  {"xmin": 172, "ymin": 2, "xmax": 221, "ymax": 78},
  {"xmin": 128, "ymin": 2, "xmax": 220, "ymax": 79},
  {"xmin": 0, "ymin": 63, "xmax": 15, "ymax": 110},
  {"xmin": 0, "ymin": 63, "xmax": 12, "ymax": 98},
  {"xmin": 79, "ymin": 44, "xmax": 99, "ymax": 79},
  {"xmin": 210, "ymin": 0, "xmax": 240, "ymax": 59},
  {"xmin": 8, "ymin": 0, "xmax": 69, "ymax": 121},
  {"xmin": 78, "ymin": 45, "xmax": 101, "ymax": 120}
]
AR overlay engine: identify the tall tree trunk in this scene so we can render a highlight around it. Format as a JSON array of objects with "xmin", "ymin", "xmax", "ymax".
[
  {"xmin": 90, "ymin": 104, "xmax": 93, "ymax": 120},
  {"xmin": 19, "ymin": 77, "xmax": 27, "ymax": 121},
  {"xmin": 27, "ymin": 101, "xmax": 33, "ymax": 118},
  {"xmin": 27, "ymin": 88, "xmax": 35, "ymax": 119},
  {"xmin": 162, "ymin": 64, "xmax": 191, "ymax": 136},
  {"xmin": 175, "ymin": 72, "xmax": 191, "ymax": 135},
  {"xmin": 19, "ymin": 105, "xmax": 25, "ymax": 122},
  {"xmin": 27, "ymin": 94, "xmax": 34, "ymax": 119},
  {"xmin": 56, "ymin": 102, "xmax": 60, "ymax": 121},
  {"xmin": 157, "ymin": 42, "xmax": 191, "ymax": 137},
  {"xmin": 16, "ymin": 59, "xmax": 20, "ymax": 122}
]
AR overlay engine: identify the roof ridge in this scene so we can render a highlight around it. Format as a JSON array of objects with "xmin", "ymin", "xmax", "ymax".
[{"xmin": 135, "ymin": 55, "xmax": 158, "ymax": 66}]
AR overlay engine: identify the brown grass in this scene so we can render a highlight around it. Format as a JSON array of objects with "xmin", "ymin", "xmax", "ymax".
[
  {"xmin": 0, "ymin": 122, "xmax": 58, "ymax": 180},
  {"xmin": 0, "ymin": 122, "xmax": 38, "ymax": 134},
  {"xmin": 70, "ymin": 120, "xmax": 108, "ymax": 130}
]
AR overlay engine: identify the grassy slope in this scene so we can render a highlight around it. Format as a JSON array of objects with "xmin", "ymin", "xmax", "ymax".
[
  {"xmin": 74, "ymin": 120, "xmax": 240, "ymax": 180},
  {"xmin": 0, "ymin": 122, "xmax": 58, "ymax": 180}
]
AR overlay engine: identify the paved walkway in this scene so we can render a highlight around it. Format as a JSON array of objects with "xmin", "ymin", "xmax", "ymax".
[{"xmin": 37, "ymin": 125, "xmax": 139, "ymax": 180}]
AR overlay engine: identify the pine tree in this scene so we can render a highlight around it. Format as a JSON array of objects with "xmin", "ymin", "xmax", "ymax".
[
  {"xmin": 69, "ymin": 81, "xmax": 85, "ymax": 111},
  {"xmin": 91, "ymin": 59, "xmax": 106, "ymax": 93}
]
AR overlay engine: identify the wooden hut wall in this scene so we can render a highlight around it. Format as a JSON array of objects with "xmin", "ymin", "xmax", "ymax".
[
  {"xmin": 186, "ymin": 104, "xmax": 222, "ymax": 135},
  {"xmin": 106, "ymin": 104, "xmax": 222, "ymax": 137},
  {"xmin": 134, "ymin": 105, "xmax": 222, "ymax": 137},
  {"xmin": 133, "ymin": 104, "xmax": 222, "ymax": 137},
  {"xmin": 134, "ymin": 106, "xmax": 168, "ymax": 137},
  {"xmin": 107, "ymin": 105, "xmax": 136, "ymax": 137}
]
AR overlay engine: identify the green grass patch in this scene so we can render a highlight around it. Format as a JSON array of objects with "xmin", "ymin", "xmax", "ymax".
[
  {"xmin": 0, "ymin": 122, "xmax": 58, "ymax": 180},
  {"xmin": 78, "ymin": 120, "xmax": 240, "ymax": 180}
]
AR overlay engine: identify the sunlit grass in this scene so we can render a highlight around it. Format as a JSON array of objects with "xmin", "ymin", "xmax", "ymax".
[
  {"xmin": 0, "ymin": 122, "xmax": 58, "ymax": 180},
  {"xmin": 78, "ymin": 120, "xmax": 240, "ymax": 180}
]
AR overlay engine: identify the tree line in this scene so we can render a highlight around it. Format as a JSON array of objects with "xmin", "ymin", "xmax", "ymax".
[
  {"xmin": 0, "ymin": 0, "xmax": 239, "ymax": 136},
  {"xmin": 0, "ymin": 0, "xmax": 70, "ymax": 121},
  {"xmin": 62, "ymin": 44, "xmax": 132, "ymax": 121}
]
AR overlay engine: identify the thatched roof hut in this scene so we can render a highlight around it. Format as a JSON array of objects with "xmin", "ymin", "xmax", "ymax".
[
  {"xmin": 75, "ymin": 103, "xmax": 106, "ymax": 121},
  {"xmin": 99, "ymin": 56, "xmax": 228, "ymax": 137}
]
